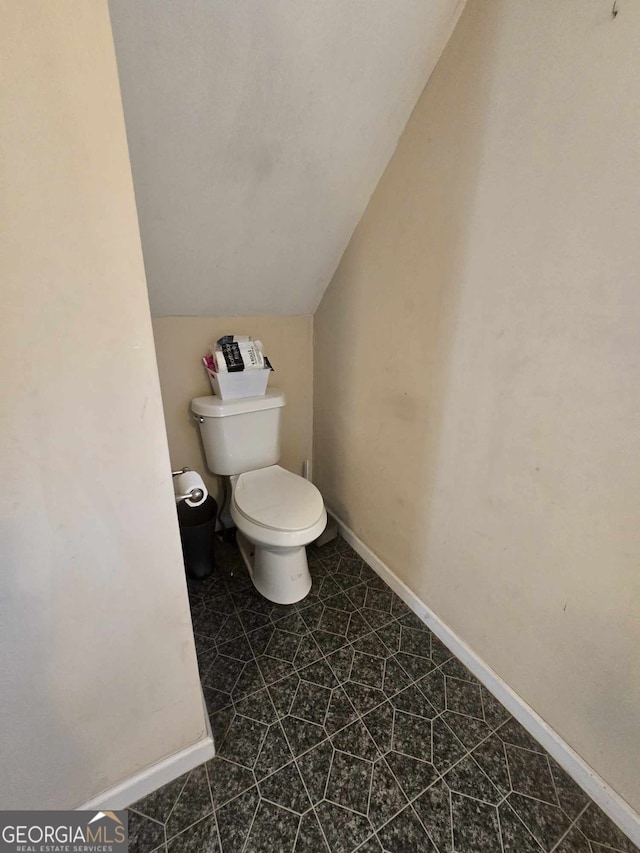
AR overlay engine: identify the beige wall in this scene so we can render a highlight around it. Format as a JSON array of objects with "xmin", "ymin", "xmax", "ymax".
[
  {"xmin": 0, "ymin": 1, "xmax": 206, "ymax": 807},
  {"xmin": 314, "ymin": 0, "xmax": 640, "ymax": 812},
  {"xmin": 152, "ymin": 316, "xmax": 313, "ymax": 502}
]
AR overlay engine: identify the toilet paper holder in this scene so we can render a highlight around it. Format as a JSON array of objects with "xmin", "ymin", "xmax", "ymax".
[{"xmin": 172, "ymin": 467, "xmax": 205, "ymax": 504}]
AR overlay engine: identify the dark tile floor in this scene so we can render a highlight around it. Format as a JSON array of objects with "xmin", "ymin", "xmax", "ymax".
[{"xmin": 129, "ymin": 536, "xmax": 638, "ymax": 853}]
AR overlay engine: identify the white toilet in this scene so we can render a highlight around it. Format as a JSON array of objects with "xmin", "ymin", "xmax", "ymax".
[{"xmin": 191, "ymin": 390, "xmax": 326, "ymax": 604}]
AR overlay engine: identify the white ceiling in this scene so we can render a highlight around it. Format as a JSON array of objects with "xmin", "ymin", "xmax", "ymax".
[{"xmin": 109, "ymin": 0, "xmax": 464, "ymax": 317}]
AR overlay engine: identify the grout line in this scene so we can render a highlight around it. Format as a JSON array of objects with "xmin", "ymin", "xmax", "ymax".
[
  {"xmin": 291, "ymin": 812, "xmax": 303, "ymax": 852},
  {"xmin": 238, "ymin": 791, "xmax": 261, "ymax": 853},
  {"xmin": 548, "ymin": 802, "xmax": 591, "ymax": 853},
  {"xmin": 448, "ymin": 780, "xmax": 456, "ymax": 852},
  {"xmin": 495, "ymin": 797, "xmax": 507, "ymax": 853},
  {"xmin": 164, "ymin": 810, "xmax": 216, "ymax": 845},
  {"xmin": 501, "ymin": 797, "xmax": 548, "ymax": 851}
]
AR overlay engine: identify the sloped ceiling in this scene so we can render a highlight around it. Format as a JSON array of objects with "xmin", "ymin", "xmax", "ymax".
[{"xmin": 109, "ymin": 0, "xmax": 464, "ymax": 317}]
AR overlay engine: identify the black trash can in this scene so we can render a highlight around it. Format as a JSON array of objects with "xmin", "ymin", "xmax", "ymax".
[{"xmin": 177, "ymin": 496, "xmax": 218, "ymax": 580}]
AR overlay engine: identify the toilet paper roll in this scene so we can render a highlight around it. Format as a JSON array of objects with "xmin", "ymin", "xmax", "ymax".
[{"xmin": 174, "ymin": 470, "xmax": 208, "ymax": 507}]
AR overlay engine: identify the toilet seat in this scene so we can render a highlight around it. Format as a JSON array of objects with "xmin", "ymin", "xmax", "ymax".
[{"xmin": 233, "ymin": 465, "xmax": 324, "ymax": 532}]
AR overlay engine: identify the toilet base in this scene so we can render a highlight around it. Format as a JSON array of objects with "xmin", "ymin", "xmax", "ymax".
[{"xmin": 236, "ymin": 531, "xmax": 312, "ymax": 605}]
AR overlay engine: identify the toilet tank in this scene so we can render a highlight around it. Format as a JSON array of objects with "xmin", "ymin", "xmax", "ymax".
[{"xmin": 191, "ymin": 390, "xmax": 285, "ymax": 475}]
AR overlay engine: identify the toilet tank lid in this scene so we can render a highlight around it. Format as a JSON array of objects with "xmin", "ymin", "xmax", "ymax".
[{"xmin": 191, "ymin": 389, "xmax": 285, "ymax": 418}]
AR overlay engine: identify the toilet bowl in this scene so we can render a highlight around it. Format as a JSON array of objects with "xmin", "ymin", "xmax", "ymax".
[
  {"xmin": 191, "ymin": 389, "xmax": 327, "ymax": 604},
  {"xmin": 230, "ymin": 465, "xmax": 327, "ymax": 604}
]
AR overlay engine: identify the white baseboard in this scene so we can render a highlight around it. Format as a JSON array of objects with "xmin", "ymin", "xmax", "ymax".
[
  {"xmin": 78, "ymin": 690, "xmax": 215, "ymax": 811},
  {"xmin": 333, "ymin": 514, "xmax": 640, "ymax": 848}
]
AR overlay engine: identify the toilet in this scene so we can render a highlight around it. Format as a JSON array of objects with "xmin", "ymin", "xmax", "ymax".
[{"xmin": 191, "ymin": 390, "xmax": 326, "ymax": 604}]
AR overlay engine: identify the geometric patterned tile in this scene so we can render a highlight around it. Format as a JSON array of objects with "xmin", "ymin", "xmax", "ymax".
[
  {"xmin": 416, "ymin": 669, "xmax": 446, "ymax": 713},
  {"xmin": 315, "ymin": 801, "xmax": 372, "ymax": 853},
  {"xmin": 209, "ymin": 706, "xmax": 235, "ymax": 747},
  {"xmin": 203, "ymin": 685, "xmax": 233, "ymax": 716},
  {"xmin": 326, "ymin": 750, "xmax": 373, "ymax": 815},
  {"xmin": 297, "ymin": 740, "xmax": 334, "ymax": 805},
  {"xmin": 165, "ymin": 815, "xmax": 219, "ymax": 852},
  {"xmin": 367, "ymin": 757, "xmax": 408, "ymax": 830},
  {"xmin": 266, "ymin": 628, "xmax": 302, "ymax": 663},
  {"xmin": 206, "ymin": 654, "xmax": 245, "ymax": 695},
  {"xmin": 553, "ymin": 825, "xmax": 593, "ymax": 853},
  {"xmin": 413, "ymin": 779, "xmax": 453, "ymax": 853},
  {"xmin": 326, "ymin": 646, "xmax": 356, "ymax": 683},
  {"xmin": 268, "ymin": 674, "xmax": 301, "ymax": 718},
  {"xmin": 391, "ymin": 710, "xmax": 432, "ymax": 761},
  {"xmin": 430, "ymin": 634, "xmax": 453, "ymax": 666},
  {"xmin": 218, "ymin": 714, "xmax": 269, "ymax": 769},
  {"xmin": 429, "ymin": 715, "xmax": 468, "ymax": 775},
  {"xmin": 325, "ymin": 590, "xmax": 363, "ymax": 614},
  {"xmin": 350, "ymin": 652, "xmax": 385, "ymax": 690},
  {"xmin": 128, "ymin": 810, "xmax": 166, "ymax": 853},
  {"xmin": 294, "ymin": 634, "xmax": 324, "ymax": 668},
  {"xmin": 351, "ymin": 633, "xmax": 391, "ymax": 660},
  {"xmin": 243, "ymin": 799, "xmax": 300, "ymax": 853},
  {"xmin": 377, "ymin": 805, "xmax": 438, "ymax": 852},
  {"xmin": 257, "ymin": 654, "xmax": 296, "ymax": 686},
  {"xmin": 390, "ymin": 684, "xmax": 437, "ymax": 719},
  {"xmin": 498, "ymin": 801, "xmax": 545, "ymax": 853},
  {"xmin": 164, "ymin": 764, "xmax": 212, "ymax": 840},
  {"xmin": 392, "ymin": 651, "xmax": 436, "ymax": 681},
  {"xmin": 347, "ymin": 611, "xmax": 375, "ymax": 642},
  {"xmin": 254, "ymin": 721, "xmax": 294, "ymax": 780},
  {"xmin": 480, "ymin": 684, "xmax": 511, "ymax": 730},
  {"xmin": 298, "ymin": 659, "xmax": 339, "ymax": 689},
  {"xmin": 382, "ymin": 656, "xmax": 413, "ymax": 696},
  {"xmin": 324, "ymin": 686, "xmax": 359, "ymax": 735},
  {"xmin": 507, "ymin": 792, "xmax": 572, "ymax": 851},
  {"xmin": 577, "ymin": 804, "xmax": 639, "ymax": 853},
  {"xmin": 274, "ymin": 611, "xmax": 309, "ymax": 636},
  {"xmin": 318, "ymin": 606, "xmax": 351, "ymax": 637},
  {"xmin": 207, "ymin": 756, "xmax": 255, "ymax": 809},
  {"xmin": 396, "ymin": 611, "xmax": 430, "ymax": 634},
  {"xmin": 548, "ymin": 759, "xmax": 589, "ymax": 820},
  {"xmin": 361, "ymin": 607, "xmax": 395, "ymax": 631},
  {"xmin": 385, "ymin": 751, "xmax": 438, "ymax": 800},
  {"xmin": 258, "ymin": 761, "xmax": 311, "ymax": 814},
  {"xmin": 497, "ymin": 718, "xmax": 546, "ymax": 754},
  {"xmin": 313, "ymin": 629, "xmax": 349, "ymax": 656},
  {"xmin": 234, "ymin": 686, "xmax": 278, "ymax": 725},
  {"xmin": 290, "ymin": 680, "xmax": 332, "ymax": 726},
  {"xmin": 364, "ymin": 587, "xmax": 393, "ymax": 613},
  {"xmin": 361, "ymin": 703, "xmax": 395, "ymax": 756},
  {"xmin": 282, "ymin": 715, "xmax": 327, "ymax": 757},
  {"xmin": 505, "ymin": 744, "xmax": 557, "ymax": 805},
  {"xmin": 331, "ymin": 720, "xmax": 380, "ymax": 761},
  {"xmin": 445, "ymin": 675, "xmax": 484, "ymax": 720},
  {"xmin": 131, "ymin": 773, "xmax": 189, "ymax": 825},
  {"xmin": 343, "ymin": 680, "xmax": 387, "ymax": 716},
  {"xmin": 131, "ymin": 536, "xmax": 638, "ymax": 853},
  {"xmin": 470, "ymin": 732, "xmax": 511, "ymax": 795},
  {"xmin": 375, "ymin": 622, "xmax": 402, "ymax": 655},
  {"xmin": 450, "ymin": 791, "xmax": 502, "ymax": 852},
  {"xmin": 232, "ymin": 660, "xmax": 265, "ymax": 700},
  {"xmin": 438, "ymin": 710, "xmax": 492, "ymax": 751},
  {"xmin": 443, "ymin": 755, "xmax": 502, "ymax": 805},
  {"xmin": 398, "ymin": 624, "xmax": 432, "ymax": 658},
  {"xmin": 216, "ymin": 786, "xmax": 260, "ymax": 853},
  {"xmin": 355, "ymin": 837, "xmax": 384, "ymax": 852},
  {"xmin": 295, "ymin": 810, "xmax": 330, "ymax": 853}
]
